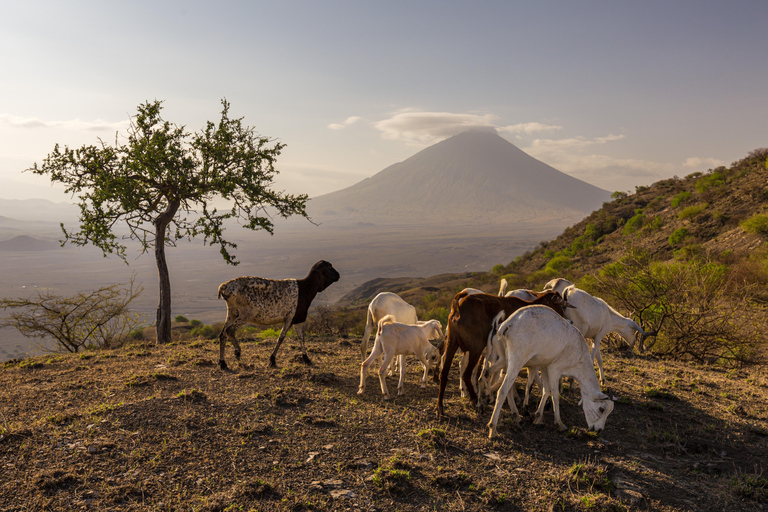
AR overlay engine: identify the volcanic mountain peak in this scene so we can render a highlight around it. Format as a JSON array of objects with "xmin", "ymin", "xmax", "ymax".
[{"xmin": 308, "ymin": 131, "xmax": 609, "ymax": 225}]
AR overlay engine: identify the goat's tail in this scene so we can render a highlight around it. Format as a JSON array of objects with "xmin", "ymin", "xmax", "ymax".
[
  {"xmin": 217, "ymin": 283, "xmax": 226, "ymax": 300},
  {"xmin": 377, "ymin": 314, "xmax": 396, "ymax": 335},
  {"xmin": 450, "ymin": 290, "xmax": 471, "ymax": 322},
  {"xmin": 498, "ymin": 278, "xmax": 508, "ymax": 296}
]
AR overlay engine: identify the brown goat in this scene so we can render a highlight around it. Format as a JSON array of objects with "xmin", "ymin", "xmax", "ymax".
[{"xmin": 436, "ymin": 290, "xmax": 571, "ymax": 417}]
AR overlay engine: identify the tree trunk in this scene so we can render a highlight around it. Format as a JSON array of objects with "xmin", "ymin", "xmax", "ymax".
[{"xmin": 154, "ymin": 199, "xmax": 180, "ymax": 344}]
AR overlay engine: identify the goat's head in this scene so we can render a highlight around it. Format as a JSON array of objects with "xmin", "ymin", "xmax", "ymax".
[
  {"xmin": 425, "ymin": 345, "xmax": 442, "ymax": 378},
  {"xmin": 311, "ymin": 260, "xmax": 340, "ymax": 291},
  {"xmin": 581, "ymin": 393, "xmax": 614, "ymax": 432}
]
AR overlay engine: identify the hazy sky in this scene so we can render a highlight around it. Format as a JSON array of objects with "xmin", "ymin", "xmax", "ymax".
[{"xmin": 2, "ymin": 1, "xmax": 767, "ymax": 203}]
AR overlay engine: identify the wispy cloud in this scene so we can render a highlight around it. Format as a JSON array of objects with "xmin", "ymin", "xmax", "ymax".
[
  {"xmin": 373, "ymin": 110, "xmax": 499, "ymax": 145},
  {"xmin": 498, "ymin": 122, "xmax": 563, "ymax": 136},
  {"xmin": 328, "ymin": 116, "xmax": 363, "ymax": 130},
  {"xmin": 0, "ymin": 114, "xmax": 128, "ymax": 132},
  {"xmin": 682, "ymin": 156, "xmax": 725, "ymax": 169}
]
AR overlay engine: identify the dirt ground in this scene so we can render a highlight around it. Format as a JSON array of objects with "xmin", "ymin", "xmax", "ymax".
[{"xmin": 1, "ymin": 334, "xmax": 767, "ymax": 511}]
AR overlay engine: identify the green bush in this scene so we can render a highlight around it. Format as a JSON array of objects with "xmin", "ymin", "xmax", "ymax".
[
  {"xmin": 128, "ymin": 328, "xmax": 145, "ymax": 341},
  {"xmin": 695, "ymin": 169, "xmax": 725, "ymax": 193},
  {"xmin": 623, "ymin": 211, "xmax": 645, "ymax": 235},
  {"xmin": 671, "ymin": 191, "xmax": 692, "ymax": 208},
  {"xmin": 668, "ymin": 228, "xmax": 690, "ymax": 247},
  {"xmin": 678, "ymin": 203, "xmax": 708, "ymax": 220},
  {"xmin": 191, "ymin": 324, "xmax": 218, "ymax": 339},
  {"xmin": 174, "ymin": 315, "xmax": 189, "ymax": 323},
  {"xmin": 740, "ymin": 214, "xmax": 768, "ymax": 234},
  {"xmin": 189, "ymin": 319, "xmax": 203, "ymax": 328},
  {"xmin": 545, "ymin": 255, "xmax": 572, "ymax": 273},
  {"xmin": 641, "ymin": 216, "xmax": 664, "ymax": 232}
]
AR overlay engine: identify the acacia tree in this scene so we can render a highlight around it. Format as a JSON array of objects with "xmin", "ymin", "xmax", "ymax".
[{"xmin": 30, "ymin": 100, "xmax": 309, "ymax": 343}]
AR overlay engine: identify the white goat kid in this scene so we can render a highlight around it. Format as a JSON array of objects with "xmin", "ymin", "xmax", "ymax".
[
  {"xmin": 361, "ymin": 292, "xmax": 419, "ymax": 358},
  {"xmin": 358, "ymin": 316, "xmax": 443, "ymax": 400},
  {"xmin": 487, "ymin": 305, "xmax": 615, "ymax": 438}
]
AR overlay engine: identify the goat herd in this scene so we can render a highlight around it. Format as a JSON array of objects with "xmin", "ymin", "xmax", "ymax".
[{"xmin": 215, "ymin": 260, "xmax": 658, "ymax": 439}]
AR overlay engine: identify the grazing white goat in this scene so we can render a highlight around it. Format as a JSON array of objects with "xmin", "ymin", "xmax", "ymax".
[
  {"xmin": 358, "ymin": 316, "xmax": 443, "ymax": 399},
  {"xmin": 545, "ymin": 278, "xmax": 656, "ymax": 384},
  {"xmin": 487, "ymin": 306, "xmax": 615, "ymax": 438},
  {"xmin": 477, "ymin": 311, "xmax": 541, "ymax": 409},
  {"xmin": 360, "ymin": 292, "xmax": 419, "ymax": 358}
]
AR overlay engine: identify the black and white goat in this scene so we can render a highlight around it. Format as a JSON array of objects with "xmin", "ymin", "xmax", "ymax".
[{"xmin": 217, "ymin": 260, "xmax": 340, "ymax": 369}]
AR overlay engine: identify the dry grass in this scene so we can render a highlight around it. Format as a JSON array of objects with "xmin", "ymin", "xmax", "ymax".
[{"xmin": 1, "ymin": 335, "xmax": 767, "ymax": 511}]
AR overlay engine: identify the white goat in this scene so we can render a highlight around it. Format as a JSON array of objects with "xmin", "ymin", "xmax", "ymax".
[
  {"xmin": 477, "ymin": 310, "xmax": 541, "ymax": 409},
  {"xmin": 360, "ymin": 292, "xmax": 419, "ymax": 358},
  {"xmin": 545, "ymin": 279, "xmax": 655, "ymax": 384},
  {"xmin": 358, "ymin": 316, "xmax": 443, "ymax": 399},
  {"xmin": 487, "ymin": 305, "xmax": 615, "ymax": 438}
]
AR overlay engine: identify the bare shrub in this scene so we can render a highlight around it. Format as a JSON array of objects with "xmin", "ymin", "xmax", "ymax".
[
  {"xmin": 0, "ymin": 277, "xmax": 144, "ymax": 353},
  {"xmin": 588, "ymin": 250, "xmax": 765, "ymax": 366}
]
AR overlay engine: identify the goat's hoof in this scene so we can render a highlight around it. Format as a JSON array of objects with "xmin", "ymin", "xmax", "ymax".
[
  {"xmin": 302, "ymin": 354, "xmax": 312, "ymax": 366},
  {"xmin": 268, "ymin": 356, "xmax": 277, "ymax": 368},
  {"xmin": 219, "ymin": 360, "xmax": 228, "ymax": 370},
  {"xmin": 357, "ymin": 389, "xmax": 364, "ymax": 396},
  {"xmin": 557, "ymin": 423, "xmax": 568, "ymax": 432},
  {"xmin": 383, "ymin": 395, "xmax": 391, "ymax": 401},
  {"xmin": 488, "ymin": 428, "xmax": 498, "ymax": 439}
]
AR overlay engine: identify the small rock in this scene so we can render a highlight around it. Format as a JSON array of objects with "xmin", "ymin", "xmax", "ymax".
[
  {"xmin": 323, "ymin": 479, "xmax": 343, "ymax": 488},
  {"xmin": 306, "ymin": 452, "xmax": 320, "ymax": 463},
  {"xmin": 88, "ymin": 446, "xmax": 98, "ymax": 454},
  {"xmin": 330, "ymin": 489, "xmax": 358, "ymax": 499},
  {"xmin": 322, "ymin": 444, "xmax": 334, "ymax": 451}
]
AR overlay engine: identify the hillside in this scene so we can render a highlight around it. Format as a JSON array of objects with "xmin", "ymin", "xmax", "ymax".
[
  {"xmin": 505, "ymin": 148, "xmax": 768, "ymax": 282},
  {"xmin": 2, "ymin": 335, "xmax": 767, "ymax": 511}
]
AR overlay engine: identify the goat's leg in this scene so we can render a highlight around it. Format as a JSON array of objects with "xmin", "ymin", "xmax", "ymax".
[
  {"xmin": 378, "ymin": 351, "xmax": 395, "ymax": 400},
  {"xmin": 547, "ymin": 368, "xmax": 566, "ymax": 431},
  {"xmin": 359, "ymin": 341, "xmax": 383, "ymax": 395},
  {"xmin": 217, "ymin": 311, "xmax": 239, "ymax": 370},
  {"xmin": 533, "ymin": 367, "xmax": 552, "ymax": 425},
  {"xmin": 459, "ymin": 351, "xmax": 468, "ymax": 397},
  {"xmin": 360, "ymin": 311, "xmax": 374, "ymax": 358},
  {"xmin": 268, "ymin": 317, "xmax": 293, "ymax": 368},
  {"xmin": 437, "ymin": 342, "xmax": 459, "ymax": 417},
  {"xmin": 461, "ymin": 350, "xmax": 483, "ymax": 409},
  {"xmin": 523, "ymin": 366, "xmax": 542, "ymax": 408},
  {"xmin": 397, "ymin": 355, "xmax": 408, "ymax": 395},
  {"xmin": 294, "ymin": 324, "xmax": 311, "ymax": 366},
  {"xmin": 488, "ymin": 359, "xmax": 523, "ymax": 439},
  {"xmin": 592, "ymin": 333, "xmax": 606, "ymax": 385}
]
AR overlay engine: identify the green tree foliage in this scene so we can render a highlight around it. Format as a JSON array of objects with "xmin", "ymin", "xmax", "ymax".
[
  {"xmin": 30, "ymin": 100, "xmax": 309, "ymax": 343},
  {"xmin": 0, "ymin": 278, "xmax": 143, "ymax": 353}
]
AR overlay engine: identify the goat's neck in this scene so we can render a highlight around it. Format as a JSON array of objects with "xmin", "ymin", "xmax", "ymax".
[{"xmin": 571, "ymin": 353, "xmax": 604, "ymax": 401}]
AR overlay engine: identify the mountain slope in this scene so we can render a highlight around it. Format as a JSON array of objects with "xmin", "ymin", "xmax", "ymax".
[{"xmin": 308, "ymin": 130, "xmax": 610, "ymax": 225}]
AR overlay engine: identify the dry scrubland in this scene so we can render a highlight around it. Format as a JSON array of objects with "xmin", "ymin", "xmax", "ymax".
[{"xmin": 2, "ymin": 334, "xmax": 768, "ymax": 511}]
